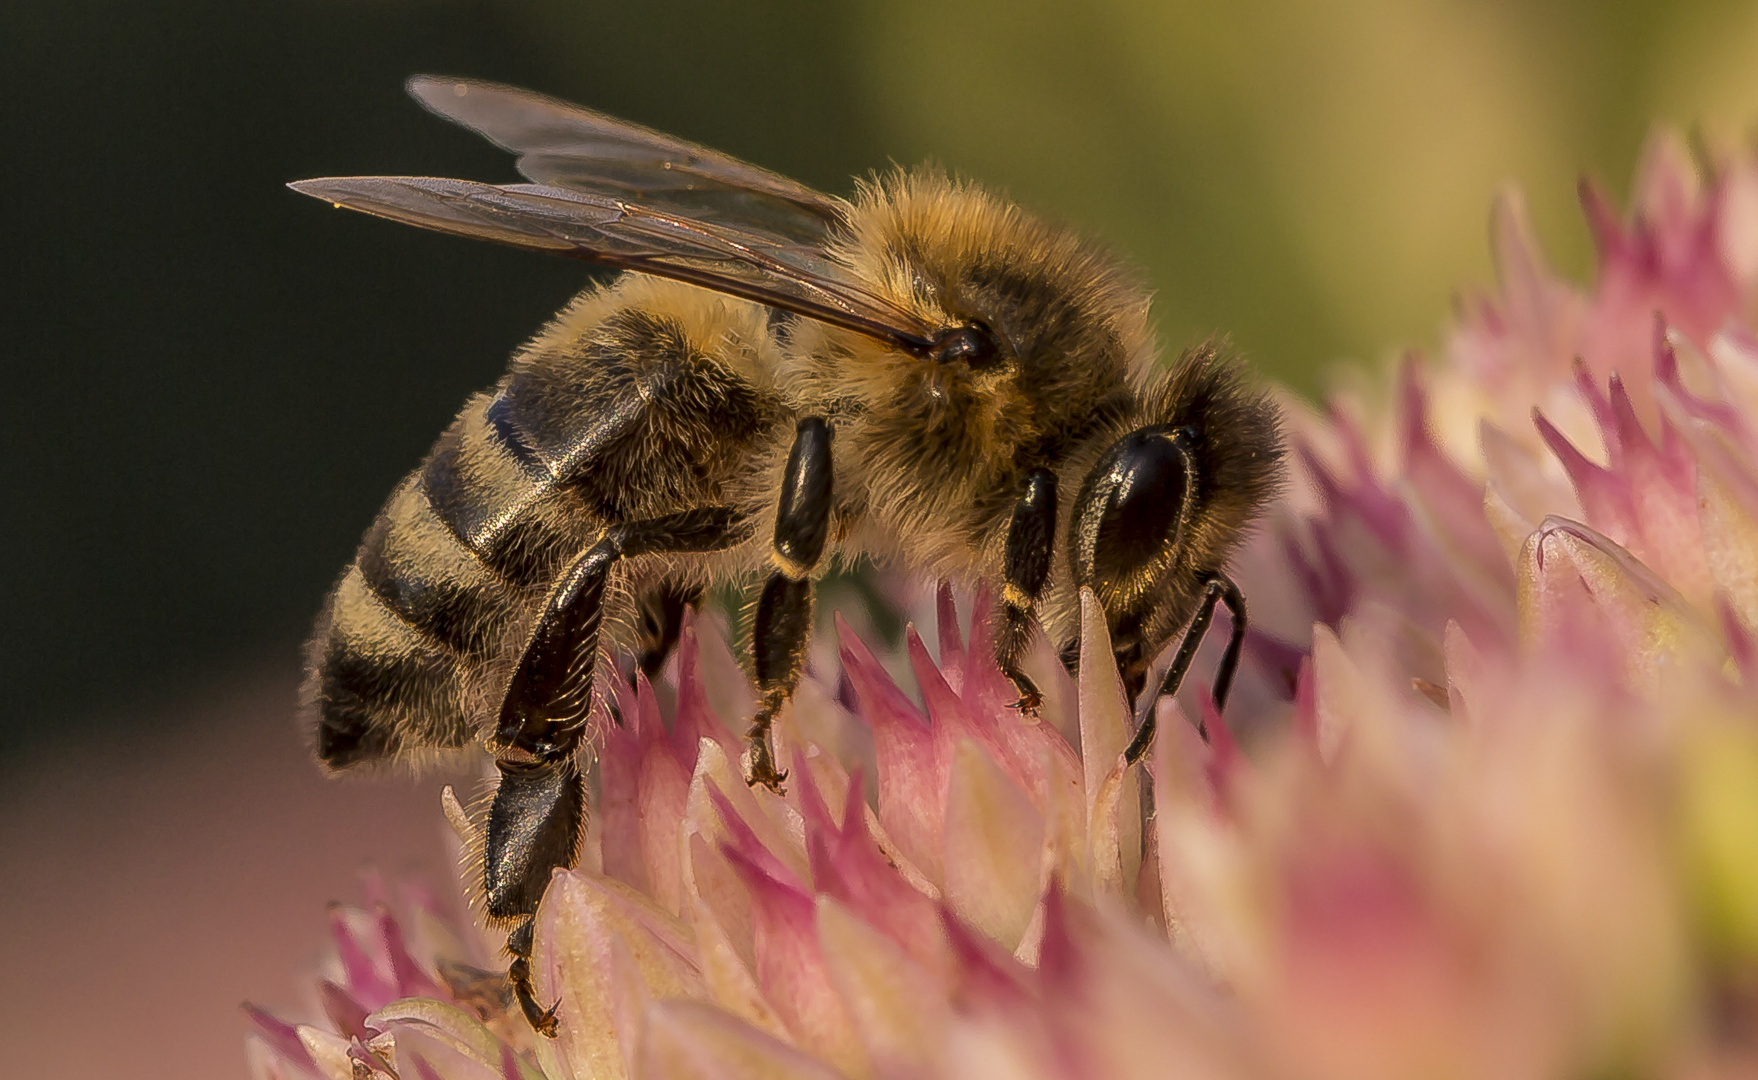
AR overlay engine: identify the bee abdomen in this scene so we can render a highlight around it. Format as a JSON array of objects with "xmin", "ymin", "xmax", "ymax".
[
  {"xmin": 420, "ymin": 392, "xmax": 591, "ymax": 592},
  {"xmin": 309, "ymin": 477, "xmax": 530, "ymax": 770},
  {"xmin": 305, "ymin": 280, "xmax": 786, "ymax": 771},
  {"xmin": 357, "ymin": 476, "xmax": 523, "ymax": 657},
  {"xmin": 307, "ymin": 568, "xmax": 475, "ymax": 769}
]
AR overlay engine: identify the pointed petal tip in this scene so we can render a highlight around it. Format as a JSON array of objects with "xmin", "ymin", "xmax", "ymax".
[
  {"xmin": 935, "ymin": 579, "xmax": 965, "ymax": 664},
  {"xmin": 242, "ymin": 1002, "xmax": 319, "ymax": 1069},
  {"xmin": 1579, "ymin": 174, "xmax": 1625, "ymax": 256}
]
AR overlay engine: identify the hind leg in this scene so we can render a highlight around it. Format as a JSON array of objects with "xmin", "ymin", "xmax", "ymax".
[{"xmin": 486, "ymin": 506, "xmax": 745, "ymax": 1035}]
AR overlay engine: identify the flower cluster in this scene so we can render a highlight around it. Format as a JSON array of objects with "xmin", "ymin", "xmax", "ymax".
[{"xmin": 249, "ymin": 131, "xmax": 1758, "ymax": 1080}]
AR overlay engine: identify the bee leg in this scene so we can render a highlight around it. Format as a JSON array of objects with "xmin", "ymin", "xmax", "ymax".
[
  {"xmin": 1108, "ymin": 611, "xmax": 1152, "ymax": 703},
  {"xmin": 634, "ymin": 582, "xmax": 702, "ymax": 684},
  {"xmin": 1122, "ymin": 574, "xmax": 1245, "ymax": 764},
  {"xmin": 488, "ymin": 758, "xmax": 583, "ymax": 1037},
  {"xmin": 487, "ymin": 505, "xmax": 747, "ymax": 1036},
  {"xmin": 747, "ymin": 417, "xmax": 834, "ymax": 792},
  {"xmin": 996, "ymin": 468, "xmax": 1058, "ymax": 713}
]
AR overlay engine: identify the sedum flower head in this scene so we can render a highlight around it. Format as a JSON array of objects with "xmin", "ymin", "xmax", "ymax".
[{"xmin": 251, "ymin": 131, "xmax": 1758, "ymax": 1080}]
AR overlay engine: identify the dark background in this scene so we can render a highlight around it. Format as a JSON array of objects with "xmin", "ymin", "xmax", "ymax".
[
  {"xmin": 3, "ymin": 0, "xmax": 885, "ymax": 750},
  {"xmin": 5, "ymin": 0, "xmax": 1756, "ymax": 753}
]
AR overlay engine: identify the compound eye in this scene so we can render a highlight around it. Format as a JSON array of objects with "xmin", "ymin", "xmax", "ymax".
[
  {"xmin": 1069, "ymin": 430, "xmax": 1192, "ymax": 589},
  {"xmin": 1098, "ymin": 434, "xmax": 1189, "ymax": 572},
  {"xmin": 928, "ymin": 322, "xmax": 1001, "ymax": 369}
]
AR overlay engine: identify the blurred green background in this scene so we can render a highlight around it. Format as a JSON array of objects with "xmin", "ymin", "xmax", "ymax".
[{"xmin": 5, "ymin": 0, "xmax": 1758, "ymax": 751}]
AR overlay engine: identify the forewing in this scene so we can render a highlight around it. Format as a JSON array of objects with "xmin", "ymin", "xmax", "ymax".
[
  {"xmin": 406, "ymin": 76, "xmax": 842, "ymax": 247},
  {"xmin": 289, "ymin": 176, "xmax": 937, "ymax": 348}
]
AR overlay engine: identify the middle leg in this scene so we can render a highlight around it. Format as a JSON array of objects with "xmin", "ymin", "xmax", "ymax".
[
  {"xmin": 746, "ymin": 416, "xmax": 834, "ymax": 791},
  {"xmin": 995, "ymin": 468, "xmax": 1058, "ymax": 712}
]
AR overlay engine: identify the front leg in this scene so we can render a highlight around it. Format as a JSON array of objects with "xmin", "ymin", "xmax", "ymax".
[
  {"xmin": 1123, "ymin": 573, "xmax": 1246, "ymax": 764},
  {"xmin": 746, "ymin": 417, "xmax": 833, "ymax": 791},
  {"xmin": 487, "ymin": 505, "xmax": 745, "ymax": 1036},
  {"xmin": 995, "ymin": 468, "xmax": 1058, "ymax": 712}
]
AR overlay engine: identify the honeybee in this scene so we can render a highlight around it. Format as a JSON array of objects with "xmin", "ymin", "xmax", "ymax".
[{"xmin": 294, "ymin": 76, "xmax": 1282, "ymax": 1035}]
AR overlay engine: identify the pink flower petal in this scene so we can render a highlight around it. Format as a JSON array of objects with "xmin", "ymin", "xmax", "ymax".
[
  {"xmin": 1518, "ymin": 516, "xmax": 1713, "ymax": 684},
  {"xmin": 247, "ymin": 1038, "xmax": 304, "ymax": 1080},
  {"xmin": 318, "ymin": 980, "xmax": 371, "ymax": 1042},
  {"xmin": 942, "ymin": 739, "xmax": 1045, "ymax": 951},
  {"xmin": 1076, "ymin": 590, "xmax": 1139, "ymax": 896},
  {"xmin": 1399, "ymin": 359, "xmax": 1509, "ymax": 585},
  {"xmin": 1035, "ymin": 880, "xmax": 1083, "ymax": 992},
  {"xmin": 605, "ymin": 936, "xmax": 652, "ymax": 1080},
  {"xmin": 1285, "ymin": 525, "xmax": 1352, "ymax": 626},
  {"xmin": 296, "ymin": 1025, "xmax": 356, "ymax": 1080},
  {"xmin": 1247, "ymin": 627, "xmax": 1309, "ymax": 700},
  {"xmin": 682, "ymin": 832, "xmax": 791, "ymax": 1043},
  {"xmin": 1473, "ymin": 185, "xmax": 1583, "ymax": 388},
  {"xmin": 722, "ymin": 845, "xmax": 866, "ymax": 1074},
  {"xmin": 639, "ymin": 704, "xmax": 695, "ymax": 916},
  {"xmin": 947, "ymin": 592, "xmax": 1087, "ymax": 837},
  {"xmin": 536, "ymin": 870, "xmax": 704, "ymax": 1080},
  {"xmin": 329, "ymin": 905, "xmax": 398, "ymax": 1009},
  {"xmin": 384, "ymin": 1022, "xmax": 505, "ymax": 1080},
  {"xmin": 909, "ymin": 624, "xmax": 1035, "ymax": 803},
  {"xmin": 1534, "ymin": 408, "xmax": 1638, "ymax": 550},
  {"xmin": 367, "ymin": 997, "xmax": 512, "ymax": 1069},
  {"xmin": 839, "ymin": 612, "xmax": 945, "ymax": 884},
  {"xmin": 935, "ymin": 579, "xmax": 967, "ymax": 690},
  {"xmin": 815, "ymin": 896, "xmax": 951, "ymax": 1076},
  {"xmin": 379, "ymin": 905, "xmax": 446, "ymax": 1001},
  {"xmin": 938, "ymin": 905, "xmax": 1034, "ymax": 1013},
  {"xmin": 1292, "ymin": 654, "xmax": 1321, "ymax": 750},
  {"xmin": 599, "ymin": 677, "xmax": 652, "ymax": 897},
  {"xmin": 1656, "ymin": 332, "xmax": 1746, "ymax": 434},
  {"xmin": 638, "ymin": 1001, "xmax": 847, "ymax": 1080},
  {"xmin": 498, "ymin": 1043, "xmax": 539, "ymax": 1080},
  {"xmin": 805, "ymin": 771, "xmax": 950, "ymax": 980},
  {"xmin": 1151, "ymin": 698, "xmax": 1235, "ymax": 975},
  {"xmin": 674, "ymin": 615, "xmax": 744, "ymax": 772},
  {"xmin": 959, "ymin": 583, "xmax": 1034, "ymax": 718},
  {"xmin": 1692, "ymin": 438, "xmax": 1758, "ymax": 631},
  {"xmin": 243, "ymin": 1003, "xmax": 320, "ymax": 1075},
  {"xmin": 792, "ymin": 748, "xmax": 842, "ymax": 837},
  {"xmin": 1580, "ymin": 176, "xmax": 1630, "ymax": 277},
  {"xmin": 1719, "ymin": 596, "xmax": 1757, "ymax": 680},
  {"xmin": 1200, "ymin": 693, "xmax": 1245, "ymax": 804},
  {"xmin": 708, "ymin": 780, "xmax": 805, "ymax": 892},
  {"xmin": 684, "ymin": 735, "xmax": 810, "ymax": 888}
]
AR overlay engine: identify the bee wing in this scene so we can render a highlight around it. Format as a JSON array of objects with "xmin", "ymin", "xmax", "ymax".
[
  {"xmin": 406, "ymin": 76, "xmax": 842, "ymax": 248},
  {"xmin": 289, "ymin": 175, "xmax": 938, "ymax": 349}
]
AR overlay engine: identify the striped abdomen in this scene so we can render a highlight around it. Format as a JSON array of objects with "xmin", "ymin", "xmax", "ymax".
[{"xmin": 303, "ymin": 282, "xmax": 784, "ymax": 769}]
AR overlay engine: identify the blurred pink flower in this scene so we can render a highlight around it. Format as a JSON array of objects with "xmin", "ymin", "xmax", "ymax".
[{"xmin": 250, "ymin": 129, "xmax": 1758, "ymax": 1080}]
